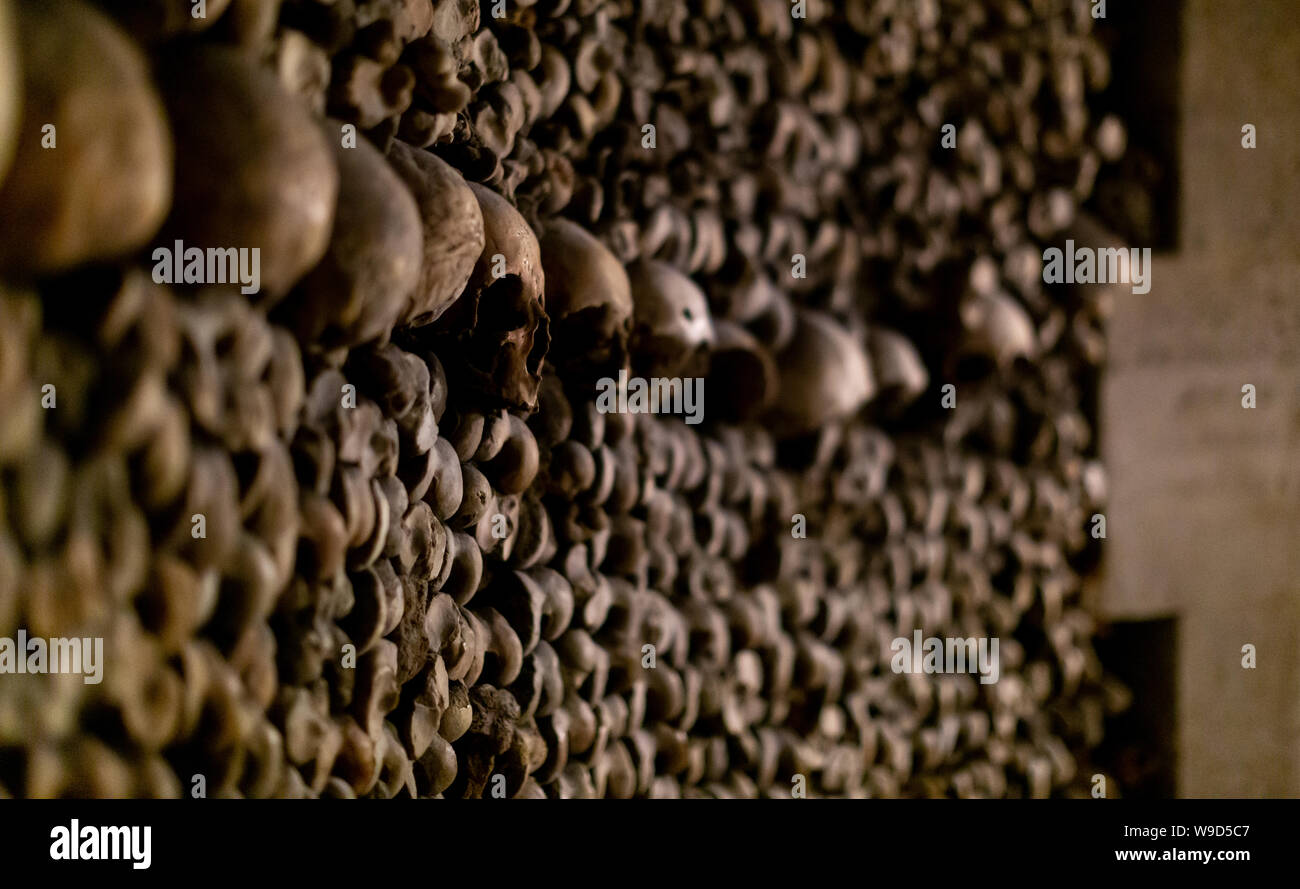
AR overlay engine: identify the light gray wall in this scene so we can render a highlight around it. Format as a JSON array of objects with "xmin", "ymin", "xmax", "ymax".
[{"xmin": 1100, "ymin": 0, "xmax": 1300, "ymax": 797}]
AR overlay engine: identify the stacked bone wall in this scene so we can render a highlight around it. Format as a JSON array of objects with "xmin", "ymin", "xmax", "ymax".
[{"xmin": 0, "ymin": 0, "xmax": 1132, "ymax": 798}]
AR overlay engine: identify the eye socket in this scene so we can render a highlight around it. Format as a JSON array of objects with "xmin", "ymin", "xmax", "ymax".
[{"xmin": 683, "ymin": 308, "xmax": 693, "ymax": 320}]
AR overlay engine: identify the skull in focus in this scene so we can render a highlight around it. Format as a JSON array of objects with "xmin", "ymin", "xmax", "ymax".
[
  {"xmin": 434, "ymin": 182, "xmax": 549, "ymax": 412},
  {"xmin": 538, "ymin": 219, "xmax": 633, "ymax": 382}
]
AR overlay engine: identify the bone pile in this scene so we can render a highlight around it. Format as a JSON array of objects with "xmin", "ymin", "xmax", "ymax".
[{"xmin": 0, "ymin": 0, "xmax": 1131, "ymax": 798}]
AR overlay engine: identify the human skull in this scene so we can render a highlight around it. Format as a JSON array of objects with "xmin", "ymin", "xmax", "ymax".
[
  {"xmin": 278, "ymin": 121, "xmax": 423, "ymax": 351},
  {"xmin": 767, "ymin": 309, "xmax": 875, "ymax": 438},
  {"xmin": 435, "ymin": 182, "xmax": 549, "ymax": 411},
  {"xmin": 627, "ymin": 260, "xmax": 714, "ymax": 377},
  {"xmin": 386, "ymin": 139, "xmax": 484, "ymax": 327},
  {"xmin": 0, "ymin": 0, "xmax": 173, "ymax": 277},
  {"xmin": 158, "ymin": 46, "xmax": 335, "ymax": 304},
  {"xmin": 708, "ymin": 320, "xmax": 777, "ymax": 422},
  {"xmin": 867, "ymin": 326, "xmax": 929, "ymax": 413},
  {"xmin": 538, "ymin": 219, "xmax": 633, "ymax": 380},
  {"xmin": 956, "ymin": 290, "xmax": 1037, "ymax": 373}
]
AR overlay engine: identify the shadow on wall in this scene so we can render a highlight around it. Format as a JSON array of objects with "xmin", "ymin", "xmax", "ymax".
[
  {"xmin": 1093, "ymin": 618, "xmax": 1178, "ymax": 798},
  {"xmin": 1089, "ymin": 0, "xmax": 1182, "ymax": 251}
]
